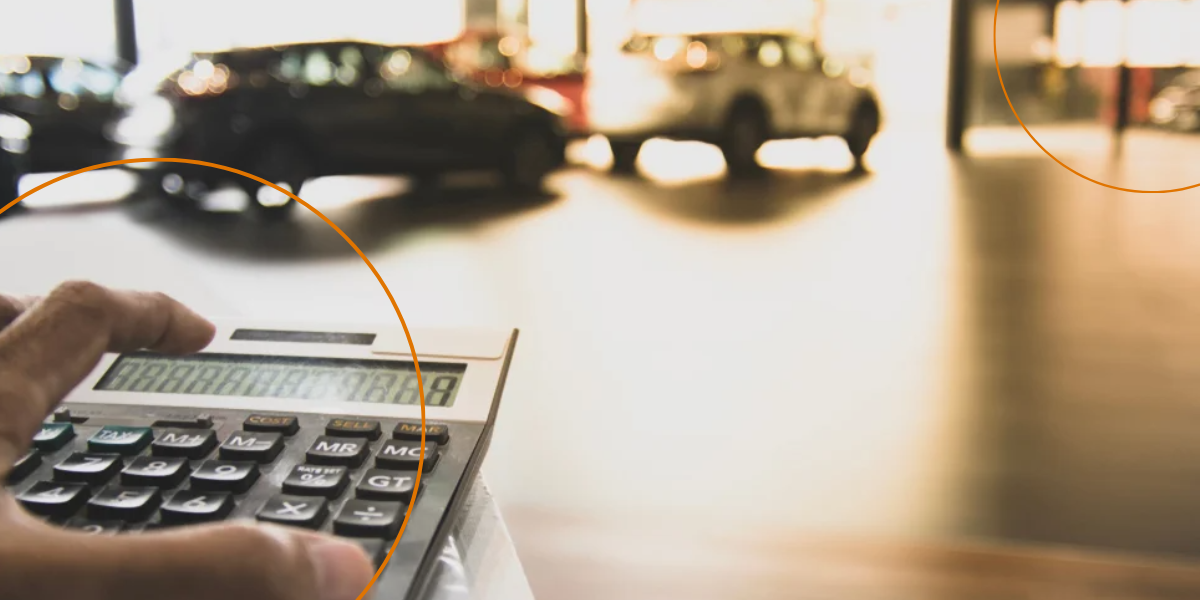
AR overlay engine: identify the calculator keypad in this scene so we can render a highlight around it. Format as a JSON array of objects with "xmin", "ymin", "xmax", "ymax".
[{"xmin": 8, "ymin": 409, "xmax": 471, "ymax": 572}]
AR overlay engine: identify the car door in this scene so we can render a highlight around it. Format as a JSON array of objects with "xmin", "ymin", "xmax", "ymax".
[
  {"xmin": 44, "ymin": 59, "xmax": 123, "ymax": 169},
  {"xmin": 782, "ymin": 37, "xmax": 833, "ymax": 135},
  {"xmin": 369, "ymin": 47, "xmax": 480, "ymax": 169},
  {"xmin": 740, "ymin": 35, "xmax": 797, "ymax": 135},
  {"xmin": 275, "ymin": 44, "xmax": 400, "ymax": 173},
  {"xmin": 0, "ymin": 63, "xmax": 62, "ymax": 172}
]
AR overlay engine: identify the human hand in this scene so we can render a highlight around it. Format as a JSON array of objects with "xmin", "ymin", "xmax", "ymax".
[{"xmin": 0, "ymin": 281, "xmax": 375, "ymax": 600}]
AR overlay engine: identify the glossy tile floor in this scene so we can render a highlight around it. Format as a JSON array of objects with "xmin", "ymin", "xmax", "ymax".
[{"xmin": 5, "ymin": 128, "xmax": 1200, "ymax": 599}]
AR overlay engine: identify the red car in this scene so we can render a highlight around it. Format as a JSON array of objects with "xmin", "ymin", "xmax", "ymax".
[{"xmin": 425, "ymin": 29, "xmax": 588, "ymax": 137}]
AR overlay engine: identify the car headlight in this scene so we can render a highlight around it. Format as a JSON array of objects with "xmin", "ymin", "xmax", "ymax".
[
  {"xmin": 523, "ymin": 85, "xmax": 572, "ymax": 117},
  {"xmin": 0, "ymin": 113, "xmax": 31, "ymax": 141},
  {"xmin": 0, "ymin": 113, "xmax": 30, "ymax": 154},
  {"xmin": 112, "ymin": 95, "xmax": 176, "ymax": 143}
]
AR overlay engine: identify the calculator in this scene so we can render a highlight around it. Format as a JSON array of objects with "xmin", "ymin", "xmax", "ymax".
[{"xmin": 3, "ymin": 320, "xmax": 519, "ymax": 600}]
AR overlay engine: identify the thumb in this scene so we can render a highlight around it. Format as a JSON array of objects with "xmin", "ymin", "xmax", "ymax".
[{"xmin": 2, "ymin": 505, "xmax": 376, "ymax": 600}]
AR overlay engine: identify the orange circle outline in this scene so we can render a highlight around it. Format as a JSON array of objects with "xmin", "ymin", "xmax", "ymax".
[
  {"xmin": 993, "ymin": 0, "xmax": 1200, "ymax": 193},
  {"xmin": 1, "ymin": 157, "xmax": 425, "ymax": 600}
]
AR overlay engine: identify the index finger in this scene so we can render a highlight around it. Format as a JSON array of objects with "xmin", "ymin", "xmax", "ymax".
[{"xmin": 0, "ymin": 281, "xmax": 215, "ymax": 467}]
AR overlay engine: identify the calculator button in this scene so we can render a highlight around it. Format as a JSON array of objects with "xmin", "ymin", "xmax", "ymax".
[
  {"xmin": 53, "ymin": 453, "xmax": 123, "ymax": 485},
  {"xmin": 244, "ymin": 414, "xmax": 299, "ymax": 436},
  {"xmin": 88, "ymin": 426, "xmax": 153, "ymax": 456},
  {"xmin": 33, "ymin": 423, "xmax": 76, "ymax": 452},
  {"xmin": 256, "ymin": 494, "xmax": 329, "ymax": 530},
  {"xmin": 218, "ymin": 431, "xmax": 284, "ymax": 463},
  {"xmin": 392, "ymin": 421, "xmax": 449, "ymax": 444},
  {"xmin": 282, "ymin": 465, "xmax": 349, "ymax": 498},
  {"xmin": 122, "ymin": 456, "xmax": 190, "ymax": 488},
  {"xmin": 17, "ymin": 481, "xmax": 90, "ymax": 517},
  {"xmin": 306, "ymin": 436, "xmax": 369, "ymax": 468},
  {"xmin": 326, "ymin": 419, "xmax": 381, "ymax": 440},
  {"xmin": 87, "ymin": 486, "xmax": 162, "ymax": 522},
  {"xmin": 7, "ymin": 451, "xmax": 41, "ymax": 483},
  {"xmin": 152, "ymin": 429, "xmax": 217, "ymax": 460},
  {"xmin": 65, "ymin": 517, "xmax": 123, "ymax": 535},
  {"xmin": 53, "ymin": 408, "xmax": 87, "ymax": 424},
  {"xmin": 333, "ymin": 499, "xmax": 403, "ymax": 538},
  {"xmin": 355, "ymin": 469, "xmax": 417, "ymax": 503},
  {"xmin": 190, "ymin": 460, "xmax": 260, "ymax": 493},
  {"xmin": 375, "ymin": 440, "xmax": 439, "ymax": 472},
  {"xmin": 152, "ymin": 415, "xmax": 214, "ymax": 429},
  {"xmin": 159, "ymin": 490, "xmax": 235, "ymax": 524}
]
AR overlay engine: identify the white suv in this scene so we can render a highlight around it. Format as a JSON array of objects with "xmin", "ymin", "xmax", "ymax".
[{"xmin": 585, "ymin": 31, "xmax": 881, "ymax": 176}]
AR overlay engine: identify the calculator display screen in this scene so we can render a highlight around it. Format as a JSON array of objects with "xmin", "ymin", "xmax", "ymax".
[{"xmin": 94, "ymin": 352, "xmax": 465, "ymax": 407}]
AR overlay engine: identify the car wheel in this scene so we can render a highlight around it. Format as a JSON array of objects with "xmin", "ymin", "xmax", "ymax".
[
  {"xmin": 609, "ymin": 139, "xmax": 643, "ymax": 174},
  {"xmin": 503, "ymin": 129, "xmax": 557, "ymax": 193},
  {"xmin": 240, "ymin": 140, "xmax": 313, "ymax": 220},
  {"xmin": 845, "ymin": 102, "xmax": 880, "ymax": 169},
  {"xmin": 721, "ymin": 104, "xmax": 768, "ymax": 178}
]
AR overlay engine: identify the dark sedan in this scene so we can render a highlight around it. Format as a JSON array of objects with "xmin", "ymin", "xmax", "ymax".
[
  {"xmin": 0, "ymin": 55, "xmax": 126, "ymax": 174},
  {"xmin": 0, "ymin": 110, "xmax": 31, "ymax": 217},
  {"xmin": 110, "ymin": 40, "xmax": 569, "ymax": 219}
]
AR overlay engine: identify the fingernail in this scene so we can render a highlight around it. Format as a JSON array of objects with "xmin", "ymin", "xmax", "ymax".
[{"xmin": 308, "ymin": 537, "xmax": 375, "ymax": 600}]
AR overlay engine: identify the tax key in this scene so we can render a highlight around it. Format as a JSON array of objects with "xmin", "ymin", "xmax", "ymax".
[{"xmin": 88, "ymin": 426, "xmax": 153, "ymax": 456}]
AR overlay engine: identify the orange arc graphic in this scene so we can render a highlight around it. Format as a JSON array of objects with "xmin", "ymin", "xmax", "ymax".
[
  {"xmin": 993, "ymin": 0, "xmax": 1200, "ymax": 193},
  {"xmin": 0, "ymin": 157, "xmax": 426, "ymax": 600}
]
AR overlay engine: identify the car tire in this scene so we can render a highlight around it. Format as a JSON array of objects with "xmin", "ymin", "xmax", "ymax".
[
  {"xmin": 609, "ymin": 139, "xmax": 643, "ymax": 174},
  {"xmin": 240, "ymin": 139, "xmax": 313, "ymax": 221},
  {"xmin": 720, "ymin": 103, "xmax": 768, "ymax": 178},
  {"xmin": 503, "ymin": 128, "xmax": 558, "ymax": 193},
  {"xmin": 844, "ymin": 101, "xmax": 880, "ymax": 170}
]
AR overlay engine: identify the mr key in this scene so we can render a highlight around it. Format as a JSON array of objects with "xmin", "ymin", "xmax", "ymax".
[{"xmin": 3, "ymin": 321, "xmax": 517, "ymax": 600}]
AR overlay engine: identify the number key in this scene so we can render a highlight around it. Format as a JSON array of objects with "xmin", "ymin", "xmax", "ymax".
[
  {"xmin": 17, "ymin": 481, "xmax": 90, "ymax": 518},
  {"xmin": 190, "ymin": 460, "xmax": 259, "ymax": 493},
  {"xmin": 122, "ymin": 456, "xmax": 190, "ymax": 488},
  {"xmin": 87, "ymin": 486, "xmax": 162, "ymax": 522},
  {"xmin": 159, "ymin": 490, "xmax": 234, "ymax": 524},
  {"xmin": 7, "ymin": 451, "xmax": 41, "ymax": 483},
  {"xmin": 53, "ymin": 453, "xmax": 122, "ymax": 485}
]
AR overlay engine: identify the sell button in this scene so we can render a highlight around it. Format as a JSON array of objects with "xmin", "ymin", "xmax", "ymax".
[{"xmin": 325, "ymin": 419, "xmax": 381, "ymax": 440}]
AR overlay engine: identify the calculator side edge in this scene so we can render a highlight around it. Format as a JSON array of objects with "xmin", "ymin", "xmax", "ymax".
[{"xmin": 404, "ymin": 328, "xmax": 520, "ymax": 600}]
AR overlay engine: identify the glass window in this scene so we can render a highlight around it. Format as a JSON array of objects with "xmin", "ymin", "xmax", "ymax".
[
  {"xmin": 48, "ymin": 59, "xmax": 88, "ymax": 95},
  {"xmin": 81, "ymin": 63, "xmax": 120, "ymax": 99},
  {"xmin": 378, "ymin": 49, "xmax": 454, "ymax": 93},
  {"xmin": 2, "ymin": 70, "xmax": 46, "ymax": 98},
  {"xmin": 786, "ymin": 38, "xmax": 816, "ymax": 70},
  {"xmin": 336, "ymin": 46, "xmax": 364, "ymax": 86},
  {"xmin": 303, "ymin": 49, "xmax": 334, "ymax": 86}
]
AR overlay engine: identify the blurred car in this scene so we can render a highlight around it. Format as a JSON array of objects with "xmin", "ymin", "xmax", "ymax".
[
  {"xmin": 425, "ymin": 28, "xmax": 589, "ymax": 137},
  {"xmin": 110, "ymin": 40, "xmax": 569, "ymax": 219},
  {"xmin": 0, "ymin": 55, "xmax": 126, "ymax": 173},
  {"xmin": 585, "ymin": 31, "xmax": 882, "ymax": 176},
  {"xmin": 0, "ymin": 111, "xmax": 31, "ymax": 217},
  {"xmin": 1149, "ymin": 71, "xmax": 1200, "ymax": 132}
]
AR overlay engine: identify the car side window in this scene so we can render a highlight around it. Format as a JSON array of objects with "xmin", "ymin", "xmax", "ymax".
[
  {"xmin": 785, "ymin": 38, "xmax": 816, "ymax": 71},
  {"xmin": 48, "ymin": 59, "xmax": 88, "ymax": 96},
  {"xmin": 377, "ymin": 49, "xmax": 455, "ymax": 93},
  {"xmin": 755, "ymin": 38, "xmax": 785, "ymax": 68},
  {"xmin": 0, "ymin": 71, "xmax": 45, "ymax": 98}
]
